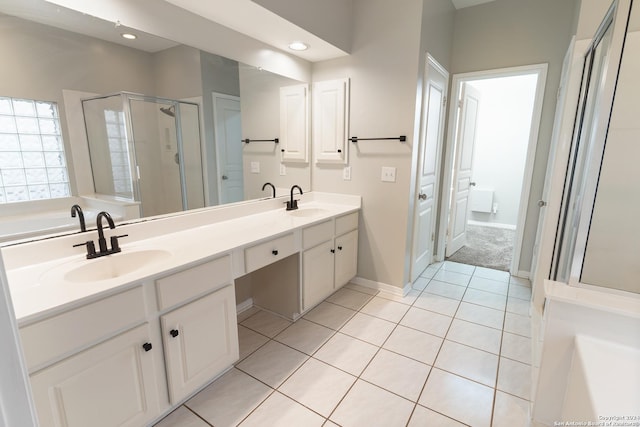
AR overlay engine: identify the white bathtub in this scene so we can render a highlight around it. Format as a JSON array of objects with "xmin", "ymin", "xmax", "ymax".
[
  {"xmin": 533, "ymin": 280, "xmax": 640, "ymax": 426},
  {"xmin": 562, "ymin": 335, "xmax": 640, "ymax": 422},
  {"xmin": 0, "ymin": 210, "xmax": 100, "ymax": 243}
]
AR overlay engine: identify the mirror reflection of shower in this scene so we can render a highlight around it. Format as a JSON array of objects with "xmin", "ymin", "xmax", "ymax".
[
  {"xmin": 159, "ymin": 105, "xmax": 175, "ymax": 117},
  {"xmin": 82, "ymin": 92, "xmax": 205, "ymax": 218}
]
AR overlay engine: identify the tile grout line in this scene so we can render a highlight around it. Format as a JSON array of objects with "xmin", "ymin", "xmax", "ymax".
[{"xmin": 229, "ymin": 263, "xmax": 530, "ymax": 426}]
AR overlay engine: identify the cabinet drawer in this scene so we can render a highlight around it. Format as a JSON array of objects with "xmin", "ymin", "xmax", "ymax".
[
  {"xmin": 156, "ymin": 255, "xmax": 232, "ymax": 311},
  {"xmin": 302, "ymin": 220, "xmax": 333, "ymax": 250},
  {"xmin": 244, "ymin": 233, "xmax": 296, "ymax": 273},
  {"xmin": 20, "ymin": 286, "xmax": 145, "ymax": 372},
  {"xmin": 335, "ymin": 212, "xmax": 358, "ymax": 236}
]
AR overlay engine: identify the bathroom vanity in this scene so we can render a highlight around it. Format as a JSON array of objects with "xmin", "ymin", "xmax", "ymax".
[{"xmin": 1, "ymin": 192, "xmax": 360, "ymax": 427}]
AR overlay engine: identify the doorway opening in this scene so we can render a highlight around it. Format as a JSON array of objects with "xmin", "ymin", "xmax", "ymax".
[{"xmin": 439, "ymin": 65, "xmax": 547, "ymax": 274}]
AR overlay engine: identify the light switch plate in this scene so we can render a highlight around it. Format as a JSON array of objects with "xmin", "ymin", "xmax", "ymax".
[
  {"xmin": 343, "ymin": 166, "xmax": 351, "ymax": 181},
  {"xmin": 280, "ymin": 164, "xmax": 287, "ymax": 176},
  {"xmin": 250, "ymin": 161, "xmax": 260, "ymax": 173},
  {"xmin": 381, "ymin": 166, "xmax": 396, "ymax": 182}
]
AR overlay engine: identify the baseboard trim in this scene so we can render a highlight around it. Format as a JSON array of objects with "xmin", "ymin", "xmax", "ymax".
[
  {"xmin": 468, "ymin": 220, "xmax": 516, "ymax": 230},
  {"xmin": 351, "ymin": 276, "xmax": 405, "ymax": 296},
  {"xmin": 515, "ymin": 270, "xmax": 531, "ymax": 279},
  {"xmin": 236, "ymin": 298, "xmax": 254, "ymax": 314}
]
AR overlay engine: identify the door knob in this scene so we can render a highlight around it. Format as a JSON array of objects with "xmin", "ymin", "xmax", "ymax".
[
  {"xmin": 418, "ymin": 193, "xmax": 427, "ymax": 201},
  {"xmin": 222, "ymin": 175, "xmax": 228, "ymax": 180},
  {"xmin": 469, "ymin": 182, "xmax": 477, "ymax": 187},
  {"xmin": 538, "ymin": 200, "xmax": 547, "ymax": 207}
]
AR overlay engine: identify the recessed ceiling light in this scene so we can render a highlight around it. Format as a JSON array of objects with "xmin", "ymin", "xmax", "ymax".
[
  {"xmin": 288, "ymin": 41, "xmax": 308, "ymax": 51},
  {"xmin": 121, "ymin": 33, "xmax": 137, "ymax": 40}
]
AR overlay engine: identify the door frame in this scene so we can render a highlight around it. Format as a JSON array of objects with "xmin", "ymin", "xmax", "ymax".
[
  {"xmin": 409, "ymin": 54, "xmax": 449, "ymax": 282},
  {"xmin": 437, "ymin": 63, "xmax": 548, "ymax": 276}
]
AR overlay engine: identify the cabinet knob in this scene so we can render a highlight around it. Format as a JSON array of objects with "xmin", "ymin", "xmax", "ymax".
[
  {"xmin": 170, "ymin": 329, "xmax": 179, "ymax": 338},
  {"xmin": 338, "ymin": 246, "xmax": 343, "ymax": 251},
  {"xmin": 142, "ymin": 342, "xmax": 153, "ymax": 352},
  {"xmin": 330, "ymin": 249, "xmax": 335, "ymax": 253},
  {"xmin": 272, "ymin": 250, "xmax": 279, "ymax": 256},
  {"xmin": 337, "ymin": 149, "xmax": 342, "ymax": 153}
]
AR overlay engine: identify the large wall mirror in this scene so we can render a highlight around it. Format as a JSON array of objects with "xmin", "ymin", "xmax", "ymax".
[{"xmin": 0, "ymin": 0, "xmax": 310, "ymax": 241}]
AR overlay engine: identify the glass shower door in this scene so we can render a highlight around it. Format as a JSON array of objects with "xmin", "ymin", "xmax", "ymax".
[{"xmin": 128, "ymin": 97, "xmax": 184, "ymax": 217}]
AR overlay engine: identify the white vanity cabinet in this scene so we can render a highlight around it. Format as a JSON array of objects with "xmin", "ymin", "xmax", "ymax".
[
  {"xmin": 156, "ymin": 255, "xmax": 238, "ymax": 404},
  {"xmin": 160, "ymin": 285, "xmax": 238, "ymax": 404},
  {"xmin": 23, "ymin": 286, "xmax": 163, "ymax": 427},
  {"xmin": 301, "ymin": 212, "xmax": 359, "ymax": 311}
]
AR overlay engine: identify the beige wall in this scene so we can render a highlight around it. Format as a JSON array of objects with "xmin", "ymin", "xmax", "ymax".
[
  {"xmin": 312, "ymin": 0, "xmax": 454, "ymax": 289},
  {"xmin": 451, "ymin": 0, "xmax": 577, "ymax": 274}
]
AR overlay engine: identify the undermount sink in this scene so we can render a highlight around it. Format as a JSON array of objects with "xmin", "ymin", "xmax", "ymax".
[
  {"xmin": 44, "ymin": 249, "xmax": 172, "ymax": 284},
  {"xmin": 287, "ymin": 207, "xmax": 329, "ymax": 217}
]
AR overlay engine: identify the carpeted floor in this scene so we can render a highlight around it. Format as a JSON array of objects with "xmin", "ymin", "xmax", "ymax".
[{"xmin": 446, "ymin": 224, "xmax": 514, "ymax": 272}]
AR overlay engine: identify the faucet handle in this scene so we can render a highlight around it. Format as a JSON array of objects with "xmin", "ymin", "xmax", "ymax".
[
  {"xmin": 110, "ymin": 234, "xmax": 128, "ymax": 253},
  {"xmin": 73, "ymin": 240, "xmax": 96, "ymax": 259}
]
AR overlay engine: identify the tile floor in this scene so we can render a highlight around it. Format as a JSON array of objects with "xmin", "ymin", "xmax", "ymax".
[{"xmin": 154, "ymin": 261, "xmax": 533, "ymax": 427}]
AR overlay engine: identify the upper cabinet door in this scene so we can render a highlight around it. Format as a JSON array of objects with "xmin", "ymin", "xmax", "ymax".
[
  {"xmin": 280, "ymin": 84, "xmax": 309, "ymax": 163},
  {"xmin": 313, "ymin": 78, "xmax": 350, "ymax": 164}
]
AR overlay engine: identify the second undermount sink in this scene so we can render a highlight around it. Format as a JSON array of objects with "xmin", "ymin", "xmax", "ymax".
[
  {"xmin": 44, "ymin": 249, "xmax": 172, "ymax": 284},
  {"xmin": 287, "ymin": 207, "xmax": 329, "ymax": 218}
]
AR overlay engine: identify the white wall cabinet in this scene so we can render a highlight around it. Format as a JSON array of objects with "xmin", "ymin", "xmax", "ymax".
[
  {"xmin": 161, "ymin": 284, "xmax": 238, "ymax": 404},
  {"xmin": 280, "ymin": 84, "xmax": 309, "ymax": 163},
  {"xmin": 30, "ymin": 323, "xmax": 162, "ymax": 427},
  {"xmin": 313, "ymin": 78, "xmax": 350, "ymax": 164},
  {"xmin": 301, "ymin": 213, "xmax": 359, "ymax": 312}
]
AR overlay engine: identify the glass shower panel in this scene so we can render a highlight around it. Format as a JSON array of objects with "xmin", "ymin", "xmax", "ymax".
[
  {"xmin": 553, "ymin": 24, "xmax": 613, "ymax": 282},
  {"xmin": 177, "ymin": 102, "xmax": 205, "ymax": 210},
  {"xmin": 581, "ymin": 2, "xmax": 639, "ymax": 294},
  {"xmin": 83, "ymin": 94, "xmax": 135, "ymax": 200},
  {"xmin": 128, "ymin": 98, "xmax": 183, "ymax": 217}
]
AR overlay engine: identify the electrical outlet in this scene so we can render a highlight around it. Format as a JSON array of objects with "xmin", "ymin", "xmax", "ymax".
[
  {"xmin": 280, "ymin": 164, "xmax": 287, "ymax": 176},
  {"xmin": 381, "ymin": 166, "xmax": 396, "ymax": 182},
  {"xmin": 343, "ymin": 166, "xmax": 351, "ymax": 181},
  {"xmin": 250, "ymin": 161, "xmax": 260, "ymax": 173}
]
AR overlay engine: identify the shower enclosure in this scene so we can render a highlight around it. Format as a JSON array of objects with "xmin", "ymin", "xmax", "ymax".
[{"xmin": 82, "ymin": 92, "xmax": 205, "ymax": 217}]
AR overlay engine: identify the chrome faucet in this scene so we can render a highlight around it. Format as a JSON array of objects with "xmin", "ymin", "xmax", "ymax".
[
  {"xmin": 262, "ymin": 182, "xmax": 276, "ymax": 198},
  {"xmin": 70, "ymin": 204, "xmax": 86, "ymax": 232},
  {"xmin": 73, "ymin": 211, "xmax": 127, "ymax": 259},
  {"xmin": 286, "ymin": 185, "xmax": 303, "ymax": 211}
]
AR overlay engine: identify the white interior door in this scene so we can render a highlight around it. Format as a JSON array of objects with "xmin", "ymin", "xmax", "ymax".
[
  {"xmin": 446, "ymin": 83, "xmax": 481, "ymax": 257},
  {"xmin": 213, "ymin": 93, "xmax": 243, "ymax": 204},
  {"xmin": 411, "ymin": 56, "xmax": 448, "ymax": 282}
]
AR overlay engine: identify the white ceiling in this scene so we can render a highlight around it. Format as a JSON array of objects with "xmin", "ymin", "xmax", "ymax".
[
  {"xmin": 163, "ymin": 0, "xmax": 348, "ymax": 62},
  {"xmin": 0, "ymin": 0, "xmax": 178, "ymax": 53},
  {"xmin": 2, "ymin": 0, "xmax": 498, "ymax": 62},
  {"xmin": 451, "ymin": 0, "xmax": 496, "ymax": 9}
]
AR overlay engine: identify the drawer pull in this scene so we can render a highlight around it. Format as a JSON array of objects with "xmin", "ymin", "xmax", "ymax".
[
  {"xmin": 272, "ymin": 250, "xmax": 279, "ymax": 256},
  {"xmin": 170, "ymin": 329, "xmax": 179, "ymax": 338},
  {"xmin": 142, "ymin": 342, "xmax": 153, "ymax": 352}
]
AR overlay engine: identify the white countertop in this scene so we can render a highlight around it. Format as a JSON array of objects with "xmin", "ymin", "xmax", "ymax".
[{"xmin": 3, "ymin": 193, "xmax": 360, "ymax": 325}]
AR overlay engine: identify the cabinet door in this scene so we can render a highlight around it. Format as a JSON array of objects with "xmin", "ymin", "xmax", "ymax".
[
  {"xmin": 313, "ymin": 78, "xmax": 350, "ymax": 164},
  {"xmin": 302, "ymin": 240, "xmax": 335, "ymax": 312},
  {"xmin": 280, "ymin": 84, "xmax": 309, "ymax": 163},
  {"xmin": 30, "ymin": 324, "xmax": 162, "ymax": 427},
  {"xmin": 161, "ymin": 284, "xmax": 238, "ymax": 404},
  {"xmin": 335, "ymin": 230, "xmax": 358, "ymax": 288}
]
